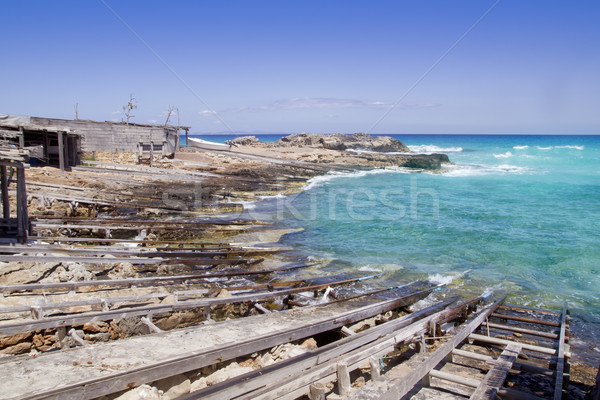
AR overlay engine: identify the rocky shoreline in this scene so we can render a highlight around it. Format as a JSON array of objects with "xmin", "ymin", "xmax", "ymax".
[{"xmin": 1, "ymin": 133, "xmax": 598, "ymax": 398}]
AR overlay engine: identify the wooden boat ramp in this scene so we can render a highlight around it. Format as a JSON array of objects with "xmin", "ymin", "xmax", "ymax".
[{"xmin": 0, "ymin": 272, "xmax": 572, "ymax": 400}]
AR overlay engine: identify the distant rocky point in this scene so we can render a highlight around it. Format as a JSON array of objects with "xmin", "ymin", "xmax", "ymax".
[
  {"xmin": 273, "ymin": 132, "xmax": 411, "ymax": 153},
  {"xmin": 229, "ymin": 132, "xmax": 449, "ymax": 170}
]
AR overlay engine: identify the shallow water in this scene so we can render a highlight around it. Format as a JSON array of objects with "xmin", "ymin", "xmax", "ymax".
[{"xmin": 200, "ymin": 133, "xmax": 600, "ymax": 363}]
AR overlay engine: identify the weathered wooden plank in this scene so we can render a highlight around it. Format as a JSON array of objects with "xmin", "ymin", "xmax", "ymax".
[
  {"xmin": 346, "ymin": 296, "xmax": 506, "ymax": 400},
  {"xmin": 0, "ymin": 245, "xmax": 282, "ymax": 258},
  {"xmin": 452, "ymin": 349, "xmax": 556, "ymax": 377},
  {"xmin": 185, "ymin": 297, "xmax": 458, "ymax": 400},
  {"xmin": 0, "ymin": 265, "xmax": 309, "ymax": 293},
  {"xmin": 481, "ymin": 321, "xmax": 559, "ymax": 339},
  {"xmin": 0, "ymin": 277, "xmax": 380, "ymax": 335},
  {"xmin": 469, "ymin": 333, "xmax": 561, "ymax": 356},
  {"xmin": 428, "ymin": 370, "xmax": 545, "ymax": 400},
  {"xmin": 491, "ymin": 313, "xmax": 560, "ymax": 327},
  {"xmin": 499, "ymin": 303, "xmax": 561, "ymax": 315},
  {"xmin": 0, "ymin": 254, "xmax": 256, "ymax": 265},
  {"xmin": 1, "ymin": 165, "xmax": 9, "ymax": 219},
  {"xmin": 470, "ymin": 342, "xmax": 522, "ymax": 399},
  {"xmin": 9, "ymin": 288, "xmax": 432, "ymax": 400},
  {"xmin": 32, "ymin": 217, "xmax": 265, "ymax": 226},
  {"xmin": 0, "ymin": 278, "xmax": 312, "ymax": 315},
  {"xmin": 30, "ymin": 236, "xmax": 233, "ymax": 246},
  {"xmin": 554, "ymin": 302, "xmax": 568, "ymax": 400}
]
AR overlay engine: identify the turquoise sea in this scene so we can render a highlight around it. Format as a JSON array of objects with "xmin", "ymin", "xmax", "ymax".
[{"xmin": 193, "ymin": 134, "xmax": 600, "ymax": 364}]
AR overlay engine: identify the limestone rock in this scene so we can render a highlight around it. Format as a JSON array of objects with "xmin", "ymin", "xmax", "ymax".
[
  {"xmin": 216, "ymin": 289, "xmax": 232, "ymax": 298},
  {"xmin": 301, "ymin": 338, "xmax": 318, "ymax": 350},
  {"xmin": 114, "ymin": 384, "xmax": 161, "ymax": 400},
  {"xmin": 107, "ymin": 262, "xmax": 136, "ymax": 279},
  {"xmin": 0, "ymin": 331, "xmax": 34, "ymax": 347},
  {"xmin": 205, "ymin": 362, "xmax": 254, "ymax": 386},
  {"xmin": 273, "ymin": 133, "xmax": 411, "ymax": 153},
  {"xmin": 0, "ymin": 341, "xmax": 32, "ymax": 355},
  {"xmin": 83, "ymin": 321, "xmax": 110, "ymax": 333},
  {"xmin": 190, "ymin": 377, "xmax": 207, "ymax": 392},
  {"xmin": 154, "ymin": 374, "xmax": 191, "ymax": 400},
  {"xmin": 232, "ymin": 136, "xmax": 259, "ymax": 146}
]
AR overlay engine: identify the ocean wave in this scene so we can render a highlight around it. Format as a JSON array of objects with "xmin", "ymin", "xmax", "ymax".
[
  {"xmin": 438, "ymin": 163, "xmax": 532, "ymax": 177},
  {"xmin": 493, "ymin": 151, "xmax": 513, "ymax": 159},
  {"xmin": 408, "ymin": 144, "xmax": 463, "ymax": 154},
  {"xmin": 536, "ymin": 146, "xmax": 553, "ymax": 150},
  {"xmin": 303, "ymin": 167, "xmax": 410, "ymax": 190},
  {"xmin": 513, "ymin": 145, "xmax": 529, "ymax": 150},
  {"xmin": 257, "ymin": 194, "xmax": 286, "ymax": 200},
  {"xmin": 556, "ymin": 145, "xmax": 584, "ymax": 150}
]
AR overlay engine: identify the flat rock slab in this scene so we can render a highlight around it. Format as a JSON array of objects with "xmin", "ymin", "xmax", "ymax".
[{"xmin": 0, "ymin": 290, "xmax": 415, "ymax": 400}]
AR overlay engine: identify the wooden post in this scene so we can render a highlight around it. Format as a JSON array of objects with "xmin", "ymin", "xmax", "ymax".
[
  {"xmin": 337, "ymin": 361, "xmax": 351, "ymax": 396},
  {"xmin": 57, "ymin": 131, "xmax": 65, "ymax": 171},
  {"xmin": 18, "ymin": 127, "xmax": 24, "ymax": 149},
  {"xmin": 16, "ymin": 165, "xmax": 28, "ymax": 242},
  {"xmin": 369, "ymin": 356, "xmax": 381, "ymax": 380},
  {"xmin": 150, "ymin": 141, "xmax": 154, "ymax": 167},
  {"xmin": 308, "ymin": 383, "xmax": 326, "ymax": 400},
  {"xmin": 137, "ymin": 141, "xmax": 143, "ymax": 164},
  {"xmin": 56, "ymin": 326, "xmax": 69, "ymax": 349},
  {"xmin": 185, "ymin": 129, "xmax": 189, "ymax": 146},
  {"xmin": 1, "ymin": 166, "xmax": 9, "ymax": 219}
]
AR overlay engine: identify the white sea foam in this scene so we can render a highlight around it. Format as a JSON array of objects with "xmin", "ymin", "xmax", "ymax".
[
  {"xmin": 303, "ymin": 168, "xmax": 410, "ymax": 191},
  {"xmin": 493, "ymin": 151, "xmax": 513, "ymax": 159},
  {"xmin": 408, "ymin": 144, "xmax": 463, "ymax": 154},
  {"xmin": 428, "ymin": 273, "xmax": 458, "ymax": 286},
  {"xmin": 438, "ymin": 163, "xmax": 532, "ymax": 177},
  {"xmin": 556, "ymin": 145, "xmax": 584, "ymax": 150},
  {"xmin": 536, "ymin": 146, "xmax": 553, "ymax": 150},
  {"xmin": 358, "ymin": 265, "xmax": 383, "ymax": 273},
  {"xmin": 257, "ymin": 193, "xmax": 286, "ymax": 200},
  {"xmin": 237, "ymin": 200, "xmax": 257, "ymax": 210},
  {"xmin": 513, "ymin": 145, "xmax": 529, "ymax": 150}
]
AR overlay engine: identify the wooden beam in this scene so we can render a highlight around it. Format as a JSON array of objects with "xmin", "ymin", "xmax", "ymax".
[
  {"xmin": 0, "ymin": 165, "xmax": 9, "ymax": 219},
  {"xmin": 0, "ymin": 265, "xmax": 310, "ymax": 293},
  {"xmin": 0, "ymin": 254, "xmax": 256, "ymax": 265},
  {"xmin": 14, "ymin": 289, "xmax": 432, "ymax": 400},
  {"xmin": 0, "ymin": 277, "xmax": 386, "ymax": 336},
  {"xmin": 180, "ymin": 297, "xmax": 457, "ymax": 400},
  {"xmin": 481, "ymin": 321, "xmax": 559, "ymax": 339},
  {"xmin": 57, "ymin": 131, "xmax": 65, "ymax": 171},
  {"xmin": 491, "ymin": 313, "xmax": 560, "ymax": 327},
  {"xmin": 469, "ymin": 333, "xmax": 562, "ymax": 356},
  {"xmin": 470, "ymin": 342, "xmax": 522, "ymax": 399},
  {"xmin": 554, "ymin": 302, "xmax": 568, "ymax": 400},
  {"xmin": 427, "ymin": 370, "xmax": 545, "ymax": 400},
  {"xmin": 452, "ymin": 349, "xmax": 556, "ymax": 377},
  {"xmin": 346, "ymin": 297, "xmax": 506, "ymax": 400},
  {"xmin": 499, "ymin": 304, "xmax": 560, "ymax": 315},
  {"xmin": 16, "ymin": 165, "xmax": 28, "ymax": 242}
]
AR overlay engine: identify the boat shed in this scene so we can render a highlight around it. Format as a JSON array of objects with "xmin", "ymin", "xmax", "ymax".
[{"xmin": 0, "ymin": 114, "xmax": 190, "ymax": 170}]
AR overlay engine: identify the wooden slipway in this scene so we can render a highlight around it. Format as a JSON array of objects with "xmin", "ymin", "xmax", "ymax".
[{"xmin": 0, "ymin": 286, "xmax": 429, "ymax": 400}]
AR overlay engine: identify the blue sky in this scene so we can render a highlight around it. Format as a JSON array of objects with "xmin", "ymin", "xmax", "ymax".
[{"xmin": 1, "ymin": 1, "xmax": 599, "ymax": 134}]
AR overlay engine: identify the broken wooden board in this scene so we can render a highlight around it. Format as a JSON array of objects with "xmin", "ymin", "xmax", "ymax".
[{"xmin": 0, "ymin": 286, "xmax": 431, "ymax": 400}]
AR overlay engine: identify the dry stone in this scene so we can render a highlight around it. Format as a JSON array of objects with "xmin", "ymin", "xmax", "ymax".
[
  {"xmin": 83, "ymin": 321, "xmax": 109, "ymax": 333},
  {"xmin": 113, "ymin": 384, "xmax": 161, "ymax": 400},
  {"xmin": 0, "ymin": 342, "xmax": 32, "ymax": 355},
  {"xmin": 205, "ymin": 362, "xmax": 254, "ymax": 386},
  {"xmin": 0, "ymin": 332, "xmax": 33, "ymax": 347},
  {"xmin": 154, "ymin": 374, "xmax": 191, "ymax": 400}
]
